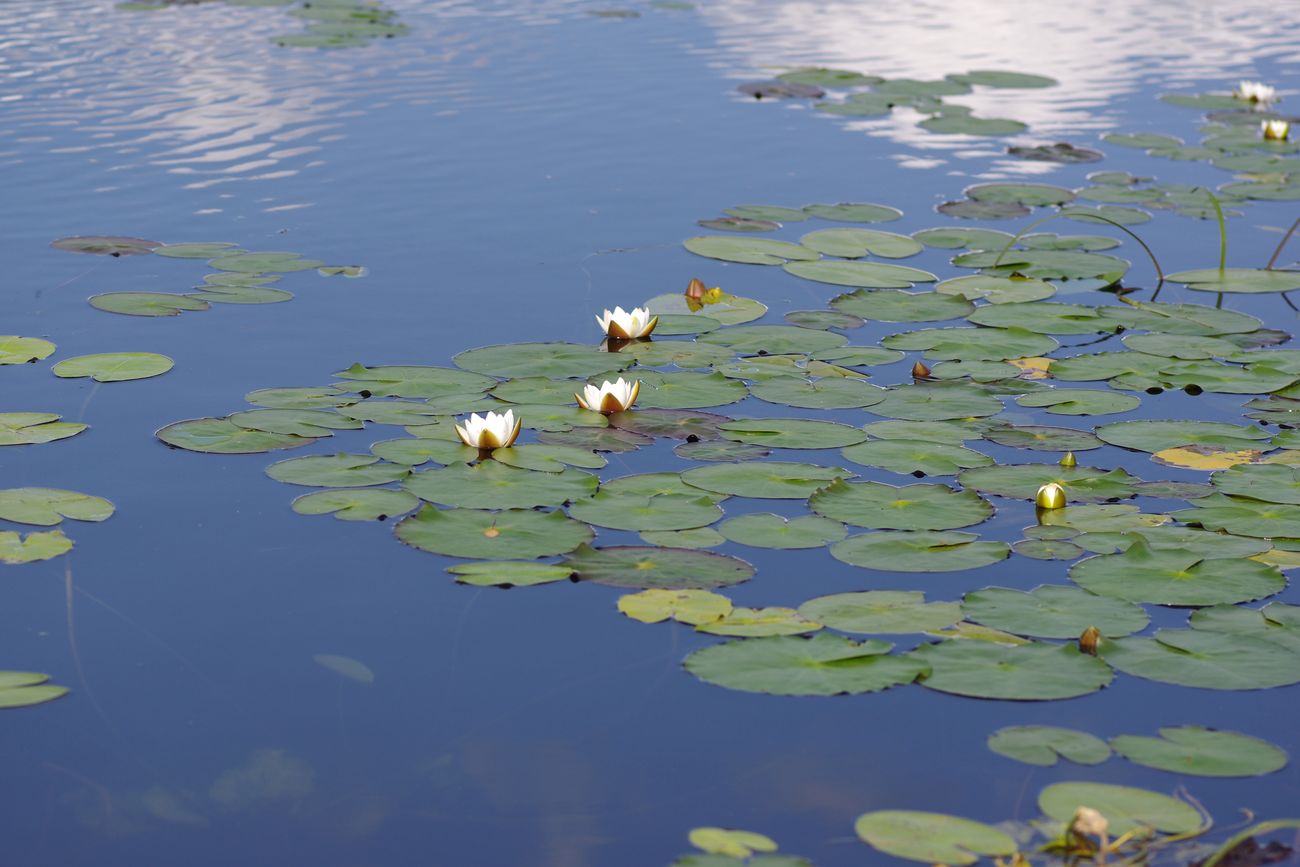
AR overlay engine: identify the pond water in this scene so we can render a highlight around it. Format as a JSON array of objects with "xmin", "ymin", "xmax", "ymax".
[{"xmin": 3, "ymin": 2, "xmax": 1300, "ymax": 865}]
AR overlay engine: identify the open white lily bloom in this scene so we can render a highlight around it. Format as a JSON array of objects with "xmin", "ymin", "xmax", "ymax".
[
  {"xmin": 596, "ymin": 306, "xmax": 658, "ymax": 339},
  {"xmin": 454, "ymin": 409, "xmax": 521, "ymax": 449},
  {"xmin": 576, "ymin": 377, "xmax": 640, "ymax": 414},
  {"xmin": 1236, "ymin": 80, "xmax": 1276, "ymax": 103},
  {"xmin": 1263, "ymin": 119, "xmax": 1290, "ymax": 141}
]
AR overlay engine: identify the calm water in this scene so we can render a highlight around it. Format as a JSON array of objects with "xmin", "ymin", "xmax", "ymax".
[{"xmin": 3, "ymin": 2, "xmax": 1300, "ymax": 865}]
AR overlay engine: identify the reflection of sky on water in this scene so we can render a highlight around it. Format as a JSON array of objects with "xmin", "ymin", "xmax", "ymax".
[{"xmin": 697, "ymin": 0, "xmax": 1300, "ymax": 172}]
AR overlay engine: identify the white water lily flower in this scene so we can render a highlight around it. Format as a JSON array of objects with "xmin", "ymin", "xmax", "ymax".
[
  {"xmin": 596, "ymin": 306, "xmax": 658, "ymax": 339},
  {"xmin": 454, "ymin": 409, "xmax": 521, "ymax": 449},
  {"xmin": 1263, "ymin": 119, "xmax": 1290, "ymax": 141},
  {"xmin": 1236, "ymin": 80, "xmax": 1277, "ymax": 103},
  {"xmin": 576, "ymin": 377, "xmax": 640, "ymax": 413}
]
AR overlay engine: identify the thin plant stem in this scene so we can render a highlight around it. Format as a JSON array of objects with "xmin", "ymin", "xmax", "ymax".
[
  {"xmin": 1266, "ymin": 216, "xmax": 1300, "ymax": 270},
  {"xmin": 991, "ymin": 213, "xmax": 1165, "ymax": 290}
]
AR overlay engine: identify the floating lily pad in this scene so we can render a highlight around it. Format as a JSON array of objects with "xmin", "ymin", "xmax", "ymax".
[
  {"xmin": 639, "ymin": 527, "xmax": 726, "ymax": 549},
  {"xmin": 674, "ymin": 440, "xmax": 768, "ymax": 462},
  {"xmin": 963, "ymin": 585, "xmax": 1149, "ymax": 638},
  {"xmin": 778, "ymin": 68, "xmax": 881, "ymax": 87},
  {"xmin": 966, "ymin": 183, "xmax": 1075, "ymax": 207},
  {"xmin": 868, "ymin": 383, "xmax": 1004, "ymax": 421},
  {"xmin": 245, "ymin": 387, "xmax": 355, "ymax": 410},
  {"xmin": 448, "ymin": 561, "xmax": 574, "ymax": 588},
  {"xmin": 1211, "ymin": 464, "xmax": 1300, "ymax": 505},
  {"xmin": 208, "ymin": 251, "xmax": 321, "ymax": 273},
  {"xmin": 633, "ymin": 371, "xmax": 748, "ymax": 409},
  {"xmin": 1110, "ymin": 727, "xmax": 1287, "ymax": 778},
  {"xmin": 697, "ymin": 216, "xmax": 780, "ymax": 233},
  {"xmin": 959, "ymin": 465, "xmax": 1136, "ymax": 503},
  {"xmin": 645, "ymin": 292, "xmax": 768, "ymax": 325},
  {"xmin": 0, "ymin": 672, "xmax": 69, "ymax": 708},
  {"xmin": 267, "ymin": 453, "xmax": 409, "ymax": 488},
  {"xmin": 968, "ymin": 302, "xmax": 1118, "ymax": 336},
  {"xmin": 52, "ymin": 235, "xmax": 159, "ymax": 256},
  {"xmin": 749, "ymin": 377, "xmax": 885, "ymax": 409},
  {"xmin": 1008, "ymin": 143, "xmax": 1104, "ymax": 163},
  {"xmin": 0, "ymin": 530, "xmax": 72, "ymax": 564},
  {"xmin": 697, "ymin": 607, "xmax": 822, "ymax": 637},
  {"xmin": 610, "ymin": 408, "xmax": 730, "ymax": 440},
  {"xmin": 684, "ymin": 236, "xmax": 818, "ymax": 265},
  {"xmin": 1015, "ymin": 389, "xmax": 1141, "ymax": 416},
  {"xmin": 396, "ymin": 506, "xmax": 593, "ymax": 560},
  {"xmin": 539, "ymin": 426, "xmax": 653, "ymax": 452},
  {"xmin": 718, "ymin": 514, "xmax": 845, "ymax": 549},
  {"xmin": 569, "ymin": 491, "xmax": 722, "ymax": 531},
  {"xmin": 937, "ymin": 200, "xmax": 1031, "ymax": 219},
  {"xmin": 0, "ymin": 337, "xmax": 55, "ymax": 365},
  {"xmin": 954, "ymin": 249, "xmax": 1128, "ymax": 282},
  {"xmin": 684, "ymin": 633, "xmax": 924, "ymax": 695},
  {"xmin": 618, "ymin": 588, "xmax": 733, "ymax": 625},
  {"xmin": 1167, "ymin": 268, "xmax": 1300, "ymax": 294},
  {"xmin": 913, "ymin": 227, "xmax": 1015, "ymax": 250},
  {"xmin": 688, "ymin": 828, "xmax": 779, "ymax": 859},
  {"xmin": 799, "ymin": 228, "xmax": 922, "ymax": 259},
  {"xmin": 800, "ymin": 590, "xmax": 963, "ymax": 633},
  {"xmin": 720, "ymin": 419, "xmax": 866, "ymax": 449},
  {"xmin": 1060, "ymin": 204, "xmax": 1152, "ymax": 225},
  {"xmin": 335, "ymin": 363, "xmax": 496, "ymax": 398},
  {"xmin": 654, "ymin": 314, "xmax": 722, "ymax": 336},
  {"xmin": 0, "ymin": 413, "xmax": 88, "ymax": 447},
  {"xmin": 89, "ymin": 292, "xmax": 210, "ymax": 317},
  {"xmin": 830, "ymin": 531, "xmax": 1008, "ymax": 572},
  {"xmin": 854, "ymin": 811, "xmax": 1016, "ymax": 866},
  {"xmin": 916, "ymin": 640, "xmax": 1113, "ymax": 700},
  {"xmin": 617, "ymin": 340, "xmax": 735, "ymax": 368},
  {"xmin": 831, "ymin": 289, "xmax": 973, "ymax": 322},
  {"xmin": 1096, "ymin": 420, "xmax": 1270, "ymax": 453},
  {"xmin": 601, "ymin": 473, "xmax": 727, "ymax": 501},
  {"xmin": 454, "ymin": 342, "xmax": 618, "ymax": 379},
  {"xmin": 919, "ymin": 115, "xmax": 1027, "ymax": 135},
  {"xmin": 0, "ymin": 488, "xmax": 114, "ymax": 526},
  {"xmin": 563, "ymin": 544, "xmax": 754, "ymax": 589},
  {"xmin": 405, "ymin": 462, "xmax": 596, "ymax": 509},
  {"xmin": 492, "ymin": 444, "xmax": 606, "ymax": 472},
  {"xmin": 153, "ymin": 242, "xmax": 238, "ymax": 258},
  {"xmin": 1071, "ymin": 541, "xmax": 1285, "ymax": 606},
  {"xmin": 371, "ymin": 437, "xmax": 475, "ymax": 466},
  {"xmin": 861, "ymin": 419, "xmax": 988, "ymax": 444},
  {"xmin": 1174, "ymin": 493, "xmax": 1300, "ymax": 538},
  {"xmin": 987, "ymin": 726, "xmax": 1111, "ymax": 767},
  {"xmin": 882, "ymin": 327, "xmax": 1057, "ymax": 361},
  {"xmin": 682, "ymin": 462, "xmax": 853, "ymax": 499},
  {"xmin": 803, "ymin": 202, "xmax": 903, "ymax": 223},
  {"xmin": 841, "ymin": 440, "xmax": 991, "ymax": 476},
  {"xmin": 156, "ymin": 417, "xmax": 314, "ymax": 454},
  {"xmin": 1038, "ymin": 782, "xmax": 1206, "ymax": 835},
  {"xmin": 291, "ymin": 488, "xmax": 419, "ymax": 521},
  {"xmin": 230, "ymin": 409, "xmax": 363, "ymax": 439},
  {"xmin": 1189, "ymin": 603, "xmax": 1300, "ymax": 653},
  {"xmin": 810, "ymin": 480, "xmax": 992, "ymax": 530},
  {"xmin": 782, "ymin": 309, "xmax": 863, "ymax": 330},
  {"xmin": 936, "ymin": 275, "xmax": 1055, "ymax": 304},
  {"xmin": 783, "ymin": 260, "xmax": 938, "ymax": 289},
  {"xmin": 984, "ymin": 424, "xmax": 1101, "ymax": 452},
  {"xmin": 1100, "ymin": 628, "xmax": 1300, "ymax": 690}
]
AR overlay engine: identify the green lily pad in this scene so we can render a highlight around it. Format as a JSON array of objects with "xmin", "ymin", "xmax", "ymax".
[
  {"xmin": 963, "ymin": 585, "xmax": 1149, "ymax": 638},
  {"xmin": 831, "ymin": 288, "xmax": 973, "ymax": 322},
  {"xmin": 245, "ymin": 387, "xmax": 355, "ymax": 410},
  {"xmin": 938, "ymin": 200, "xmax": 1031, "ymax": 219},
  {"xmin": 1211, "ymin": 463, "xmax": 1300, "ymax": 504},
  {"xmin": 682, "ymin": 462, "xmax": 854, "ymax": 499},
  {"xmin": 696, "ymin": 607, "xmax": 822, "ymax": 637},
  {"xmin": 916, "ymin": 640, "xmax": 1113, "ymax": 700},
  {"xmin": 1015, "ymin": 389, "xmax": 1141, "ymax": 415},
  {"xmin": 52, "ymin": 235, "xmax": 159, "ymax": 255},
  {"xmin": 782, "ymin": 309, "xmax": 864, "ymax": 330},
  {"xmin": 617, "ymin": 588, "xmax": 732, "ymax": 624},
  {"xmin": 959, "ymin": 464, "xmax": 1137, "ymax": 503},
  {"xmin": 809, "ymin": 480, "xmax": 993, "ymax": 530},
  {"xmin": 645, "ymin": 291, "xmax": 768, "ymax": 325},
  {"xmin": 967, "ymin": 302, "xmax": 1118, "ymax": 336},
  {"xmin": 724, "ymin": 205, "xmax": 810, "ymax": 222},
  {"xmin": 936, "ymin": 275, "xmax": 1055, "ymax": 304},
  {"xmin": 563, "ymin": 544, "xmax": 754, "ymax": 589},
  {"xmin": 448, "ymin": 561, "xmax": 575, "ymax": 588},
  {"xmin": 454, "ymin": 342, "xmax": 618, "ymax": 379},
  {"xmin": 610, "ymin": 408, "xmax": 731, "ymax": 440},
  {"xmin": 803, "ymin": 202, "xmax": 903, "ymax": 223},
  {"xmin": 1009, "ymin": 143, "xmax": 1104, "ymax": 163},
  {"xmin": 634, "ymin": 371, "xmax": 748, "ymax": 409},
  {"xmin": 334, "ymin": 363, "xmax": 496, "ymax": 398},
  {"xmin": 1110, "ymin": 727, "xmax": 1287, "ymax": 778},
  {"xmin": 684, "ymin": 633, "xmax": 924, "ymax": 695},
  {"xmin": 698, "ymin": 325, "xmax": 847, "ymax": 356},
  {"xmin": 1096, "ymin": 420, "xmax": 1270, "ymax": 453},
  {"xmin": 0, "ymin": 413, "xmax": 88, "ymax": 447},
  {"xmin": 830, "ymin": 531, "xmax": 1008, "ymax": 572},
  {"xmin": 229, "ymin": 409, "xmax": 363, "ymax": 438},
  {"xmin": 841, "ymin": 439, "xmax": 992, "ymax": 476},
  {"xmin": 673, "ymin": 440, "xmax": 769, "ymax": 462},
  {"xmin": 654, "ymin": 314, "xmax": 722, "ymax": 336},
  {"xmin": 955, "ymin": 249, "xmax": 1128, "ymax": 282},
  {"xmin": 861, "ymin": 419, "xmax": 988, "ymax": 444},
  {"xmin": 370, "ymin": 437, "xmax": 476, "ymax": 466},
  {"xmin": 778, "ymin": 68, "xmax": 880, "ymax": 87},
  {"xmin": 405, "ymin": 462, "xmax": 596, "ymax": 509},
  {"xmin": 0, "ymin": 529, "xmax": 73, "ymax": 564},
  {"xmin": 966, "ymin": 182, "xmax": 1075, "ymax": 206},
  {"xmin": 1189, "ymin": 603, "xmax": 1300, "ymax": 653},
  {"xmin": 0, "ymin": 672, "xmax": 69, "ymax": 707},
  {"xmin": 882, "ymin": 327, "xmax": 1057, "ymax": 361},
  {"xmin": 919, "ymin": 115, "xmax": 1027, "ymax": 135},
  {"xmin": 89, "ymin": 292, "xmax": 210, "ymax": 317},
  {"xmin": 291, "ymin": 488, "xmax": 419, "ymax": 521},
  {"xmin": 1070, "ymin": 541, "xmax": 1285, "ymax": 606},
  {"xmin": 952, "ymin": 69, "xmax": 1057, "ymax": 88},
  {"xmin": 799, "ymin": 228, "xmax": 922, "ymax": 259},
  {"xmin": 987, "ymin": 726, "xmax": 1111, "ymax": 767},
  {"xmin": 189, "ymin": 285, "xmax": 293, "ymax": 305},
  {"xmin": 913, "ymin": 227, "xmax": 1016, "ymax": 250},
  {"xmin": 1168, "ymin": 268, "xmax": 1300, "ymax": 294},
  {"xmin": 266, "ymin": 453, "xmax": 409, "ymax": 488},
  {"xmin": 539, "ymin": 426, "xmax": 653, "ymax": 452},
  {"xmin": 0, "ymin": 488, "xmax": 114, "ymax": 526},
  {"xmin": 1038, "ymin": 782, "xmax": 1206, "ymax": 835},
  {"xmin": 0, "ymin": 337, "xmax": 56, "ymax": 365},
  {"xmin": 1174, "ymin": 493, "xmax": 1300, "ymax": 538},
  {"xmin": 616, "ymin": 340, "xmax": 735, "ymax": 369},
  {"xmin": 800, "ymin": 590, "xmax": 963, "ymax": 633},
  {"xmin": 156, "ymin": 417, "xmax": 314, "ymax": 454},
  {"xmin": 697, "ymin": 217, "xmax": 780, "ymax": 233},
  {"xmin": 569, "ymin": 491, "xmax": 722, "ymax": 531},
  {"xmin": 396, "ymin": 506, "xmax": 593, "ymax": 560},
  {"xmin": 868, "ymin": 383, "xmax": 1004, "ymax": 421},
  {"xmin": 783, "ymin": 260, "xmax": 938, "ymax": 289},
  {"xmin": 1060, "ymin": 204, "xmax": 1152, "ymax": 225},
  {"xmin": 718, "ymin": 514, "xmax": 845, "ymax": 549},
  {"xmin": 640, "ymin": 527, "xmax": 726, "ymax": 549},
  {"xmin": 600, "ymin": 472, "xmax": 727, "ymax": 501},
  {"xmin": 208, "ymin": 251, "xmax": 321, "ymax": 273},
  {"xmin": 855, "ymin": 812, "xmax": 1015, "ymax": 867},
  {"xmin": 153, "ymin": 242, "xmax": 238, "ymax": 258},
  {"xmin": 683, "ymin": 236, "xmax": 818, "ymax": 265},
  {"xmin": 749, "ymin": 377, "xmax": 885, "ymax": 409},
  {"xmin": 1122, "ymin": 333, "xmax": 1240, "ymax": 359},
  {"xmin": 719, "ymin": 419, "xmax": 866, "ymax": 449},
  {"xmin": 984, "ymin": 425, "xmax": 1101, "ymax": 452},
  {"xmin": 491, "ymin": 444, "xmax": 606, "ymax": 472},
  {"xmin": 1100, "ymin": 628, "xmax": 1300, "ymax": 690}
]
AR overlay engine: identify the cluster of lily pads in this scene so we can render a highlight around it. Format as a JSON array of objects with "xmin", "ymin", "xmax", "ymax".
[
  {"xmin": 115, "ymin": 0, "xmax": 407, "ymax": 49},
  {"xmin": 737, "ymin": 67, "xmax": 1055, "ymax": 138},
  {"xmin": 50, "ymin": 235, "xmax": 364, "ymax": 316}
]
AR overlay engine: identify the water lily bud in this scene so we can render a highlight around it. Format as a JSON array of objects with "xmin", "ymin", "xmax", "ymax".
[
  {"xmin": 1060, "ymin": 451, "xmax": 1077, "ymax": 468},
  {"xmin": 576, "ymin": 378, "xmax": 640, "ymax": 414},
  {"xmin": 454, "ymin": 409, "xmax": 521, "ymax": 450},
  {"xmin": 1036, "ymin": 482, "xmax": 1066, "ymax": 510},
  {"xmin": 1079, "ymin": 625, "xmax": 1101, "ymax": 656},
  {"xmin": 596, "ymin": 306, "xmax": 658, "ymax": 339},
  {"xmin": 1235, "ymin": 80, "xmax": 1277, "ymax": 104},
  {"xmin": 1262, "ymin": 119, "xmax": 1290, "ymax": 141},
  {"xmin": 685, "ymin": 277, "xmax": 707, "ymax": 301},
  {"xmin": 1070, "ymin": 806, "xmax": 1109, "ymax": 839},
  {"xmin": 911, "ymin": 361, "xmax": 932, "ymax": 380}
]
